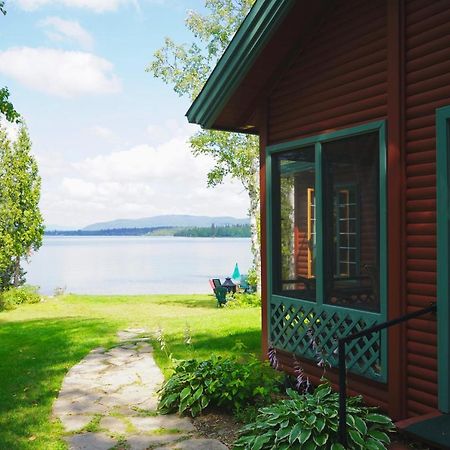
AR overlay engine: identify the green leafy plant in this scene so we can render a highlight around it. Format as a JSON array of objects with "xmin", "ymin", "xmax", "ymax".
[
  {"xmin": 0, "ymin": 285, "xmax": 40, "ymax": 311},
  {"xmin": 158, "ymin": 356, "xmax": 280, "ymax": 417},
  {"xmin": 226, "ymin": 292, "xmax": 261, "ymax": 308},
  {"xmin": 234, "ymin": 383, "xmax": 395, "ymax": 450}
]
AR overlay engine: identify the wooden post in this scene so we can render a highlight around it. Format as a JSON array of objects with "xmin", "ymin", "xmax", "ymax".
[{"xmin": 387, "ymin": 0, "xmax": 406, "ymax": 420}]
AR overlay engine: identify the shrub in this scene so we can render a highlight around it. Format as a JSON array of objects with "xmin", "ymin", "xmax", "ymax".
[
  {"xmin": 234, "ymin": 383, "xmax": 395, "ymax": 450},
  {"xmin": 246, "ymin": 267, "xmax": 258, "ymax": 291},
  {"xmin": 226, "ymin": 292, "xmax": 261, "ymax": 308},
  {"xmin": 158, "ymin": 356, "xmax": 280, "ymax": 417},
  {"xmin": 0, "ymin": 285, "xmax": 40, "ymax": 311}
]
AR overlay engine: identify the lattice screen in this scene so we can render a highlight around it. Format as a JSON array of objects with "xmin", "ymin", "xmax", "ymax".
[{"xmin": 270, "ymin": 297, "xmax": 384, "ymax": 381}]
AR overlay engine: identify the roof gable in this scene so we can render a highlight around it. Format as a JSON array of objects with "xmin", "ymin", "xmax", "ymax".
[{"xmin": 186, "ymin": 0, "xmax": 295, "ymax": 130}]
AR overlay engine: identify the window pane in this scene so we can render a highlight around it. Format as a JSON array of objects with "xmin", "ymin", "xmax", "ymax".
[
  {"xmin": 273, "ymin": 146, "xmax": 316, "ymax": 301},
  {"xmin": 323, "ymin": 132, "xmax": 379, "ymax": 312}
]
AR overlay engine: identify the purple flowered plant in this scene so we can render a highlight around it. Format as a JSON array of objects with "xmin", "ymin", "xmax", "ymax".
[
  {"xmin": 293, "ymin": 358, "xmax": 311, "ymax": 393},
  {"xmin": 306, "ymin": 327, "xmax": 331, "ymax": 378},
  {"xmin": 267, "ymin": 344, "xmax": 279, "ymax": 370}
]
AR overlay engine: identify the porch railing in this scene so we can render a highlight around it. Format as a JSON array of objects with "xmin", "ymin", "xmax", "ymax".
[{"xmin": 337, "ymin": 302, "xmax": 437, "ymax": 446}]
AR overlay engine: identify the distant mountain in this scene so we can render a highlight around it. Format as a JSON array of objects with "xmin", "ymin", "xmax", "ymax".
[{"xmin": 83, "ymin": 215, "xmax": 249, "ymax": 231}]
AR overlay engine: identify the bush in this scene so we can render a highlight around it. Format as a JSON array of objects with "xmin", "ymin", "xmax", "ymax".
[
  {"xmin": 158, "ymin": 356, "xmax": 280, "ymax": 417},
  {"xmin": 234, "ymin": 383, "xmax": 395, "ymax": 450},
  {"xmin": 226, "ymin": 292, "xmax": 261, "ymax": 308},
  {"xmin": 0, "ymin": 285, "xmax": 40, "ymax": 311}
]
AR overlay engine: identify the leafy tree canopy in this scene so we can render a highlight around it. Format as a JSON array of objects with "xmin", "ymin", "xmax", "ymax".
[
  {"xmin": 0, "ymin": 88, "xmax": 21, "ymax": 124},
  {"xmin": 148, "ymin": 1, "xmax": 261, "ymax": 280},
  {"xmin": 0, "ymin": 2, "xmax": 21, "ymax": 124},
  {"xmin": 0, "ymin": 125, "xmax": 44, "ymax": 289}
]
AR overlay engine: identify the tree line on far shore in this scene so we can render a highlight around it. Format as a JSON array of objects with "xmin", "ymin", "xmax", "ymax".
[{"xmin": 45, "ymin": 224, "xmax": 251, "ymax": 238}]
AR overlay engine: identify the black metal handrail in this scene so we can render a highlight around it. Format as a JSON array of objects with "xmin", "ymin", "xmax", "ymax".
[{"xmin": 338, "ymin": 302, "xmax": 437, "ymax": 446}]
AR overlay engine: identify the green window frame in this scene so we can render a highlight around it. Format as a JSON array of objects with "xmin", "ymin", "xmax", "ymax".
[
  {"xmin": 267, "ymin": 121, "xmax": 387, "ymax": 382},
  {"xmin": 436, "ymin": 105, "xmax": 450, "ymax": 413}
]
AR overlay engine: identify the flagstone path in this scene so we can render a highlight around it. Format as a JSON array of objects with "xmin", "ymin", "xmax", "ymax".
[{"xmin": 54, "ymin": 328, "xmax": 228, "ymax": 450}]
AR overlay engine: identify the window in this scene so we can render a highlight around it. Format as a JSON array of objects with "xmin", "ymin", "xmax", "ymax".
[
  {"xmin": 323, "ymin": 132, "xmax": 379, "ymax": 311},
  {"xmin": 274, "ymin": 146, "xmax": 316, "ymax": 300},
  {"xmin": 271, "ymin": 127, "xmax": 383, "ymax": 313}
]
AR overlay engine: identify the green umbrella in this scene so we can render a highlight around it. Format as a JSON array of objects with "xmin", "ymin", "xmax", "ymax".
[{"xmin": 232, "ymin": 263, "xmax": 241, "ymax": 280}]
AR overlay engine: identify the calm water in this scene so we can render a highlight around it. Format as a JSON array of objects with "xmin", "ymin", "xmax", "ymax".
[{"xmin": 24, "ymin": 236, "xmax": 253, "ymax": 295}]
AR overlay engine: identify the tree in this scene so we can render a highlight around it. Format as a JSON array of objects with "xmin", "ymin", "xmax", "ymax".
[
  {"xmin": 0, "ymin": 125, "xmax": 44, "ymax": 289},
  {"xmin": 0, "ymin": 87, "xmax": 20, "ymax": 124},
  {"xmin": 147, "ymin": 0, "xmax": 261, "ymax": 285},
  {"xmin": 0, "ymin": 2, "xmax": 21, "ymax": 124}
]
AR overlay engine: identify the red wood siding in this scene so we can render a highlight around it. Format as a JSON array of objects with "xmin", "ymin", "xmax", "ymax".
[
  {"xmin": 403, "ymin": 0, "xmax": 450, "ymax": 416},
  {"xmin": 268, "ymin": 0, "xmax": 387, "ymax": 144},
  {"xmin": 266, "ymin": 0, "xmax": 389, "ymax": 408}
]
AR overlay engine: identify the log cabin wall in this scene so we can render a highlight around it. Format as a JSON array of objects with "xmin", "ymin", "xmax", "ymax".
[
  {"xmin": 266, "ymin": 0, "xmax": 390, "ymax": 411},
  {"xmin": 267, "ymin": 0, "xmax": 387, "ymax": 145},
  {"xmin": 263, "ymin": 0, "xmax": 447, "ymax": 418},
  {"xmin": 403, "ymin": 0, "xmax": 450, "ymax": 416}
]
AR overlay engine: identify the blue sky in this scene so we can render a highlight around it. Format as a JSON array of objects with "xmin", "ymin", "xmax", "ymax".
[{"xmin": 0, "ymin": 0, "xmax": 248, "ymax": 228}]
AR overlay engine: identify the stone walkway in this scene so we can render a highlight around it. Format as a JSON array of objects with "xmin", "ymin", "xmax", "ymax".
[{"xmin": 54, "ymin": 328, "xmax": 228, "ymax": 450}]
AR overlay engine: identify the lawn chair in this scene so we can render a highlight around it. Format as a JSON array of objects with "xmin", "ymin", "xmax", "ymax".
[
  {"xmin": 239, "ymin": 274, "xmax": 254, "ymax": 293},
  {"xmin": 214, "ymin": 286, "xmax": 228, "ymax": 307}
]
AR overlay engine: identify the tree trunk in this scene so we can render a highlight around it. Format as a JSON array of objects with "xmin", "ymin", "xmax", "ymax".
[
  {"xmin": 248, "ymin": 171, "xmax": 261, "ymax": 291},
  {"xmin": 13, "ymin": 256, "xmax": 21, "ymax": 287}
]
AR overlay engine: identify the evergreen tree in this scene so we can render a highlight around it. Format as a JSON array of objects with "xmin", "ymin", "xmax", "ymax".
[{"xmin": 0, "ymin": 125, "xmax": 44, "ymax": 289}]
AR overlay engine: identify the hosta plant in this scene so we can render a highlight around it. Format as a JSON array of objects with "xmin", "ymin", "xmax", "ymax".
[
  {"xmin": 233, "ymin": 383, "xmax": 395, "ymax": 450},
  {"xmin": 158, "ymin": 356, "xmax": 279, "ymax": 417}
]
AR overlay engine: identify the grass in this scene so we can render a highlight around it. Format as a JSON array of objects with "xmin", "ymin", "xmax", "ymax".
[{"xmin": 0, "ymin": 293, "xmax": 261, "ymax": 450}]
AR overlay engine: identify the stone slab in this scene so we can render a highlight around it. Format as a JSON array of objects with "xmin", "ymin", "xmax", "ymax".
[
  {"xmin": 126, "ymin": 434, "xmax": 185, "ymax": 450},
  {"xmin": 129, "ymin": 415, "xmax": 195, "ymax": 433},
  {"xmin": 64, "ymin": 432, "xmax": 117, "ymax": 450},
  {"xmin": 59, "ymin": 414, "xmax": 93, "ymax": 432},
  {"xmin": 99, "ymin": 416, "xmax": 128, "ymax": 434}
]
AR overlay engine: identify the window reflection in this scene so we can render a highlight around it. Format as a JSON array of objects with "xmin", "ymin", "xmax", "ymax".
[
  {"xmin": 275, "ymin": 146, "xmax": 316, "ymax": 301},
  {"xmin": 323, "ymin": 132, "xmax": 380, "ymax": 312}
]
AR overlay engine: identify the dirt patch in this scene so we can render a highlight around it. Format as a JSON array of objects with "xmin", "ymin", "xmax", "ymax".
[{"xmin": 192, "ymin": 410, "xmax": 241, "ymax": 449}]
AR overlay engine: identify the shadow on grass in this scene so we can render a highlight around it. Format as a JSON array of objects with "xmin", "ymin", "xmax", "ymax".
[
  {"xmin": 151, "ymin": 295, "xmax": 217, "ymax": 309},
  {"xmin": 0, "ymin": 317, "xmax": 119, "ymax": 450}
]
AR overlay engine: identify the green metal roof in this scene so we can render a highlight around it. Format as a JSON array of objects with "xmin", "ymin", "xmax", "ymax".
[{"xmin": 186, "ymin": 0, "xmax": 295, "ymax": 130}]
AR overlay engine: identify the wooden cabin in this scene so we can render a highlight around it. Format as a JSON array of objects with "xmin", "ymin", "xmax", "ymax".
[{"xmin": 187, "ymin": 0, "xmax": 450, "ymax": 444}]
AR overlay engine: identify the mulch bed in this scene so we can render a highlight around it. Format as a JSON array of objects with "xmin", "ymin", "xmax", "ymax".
[
  {"xmin": 192, "ymin": 409, "xmax": 435, "ymax": 450},
  {"xmin": 192, "ymin": 410, "xmax": 241, "ymax": 448}
]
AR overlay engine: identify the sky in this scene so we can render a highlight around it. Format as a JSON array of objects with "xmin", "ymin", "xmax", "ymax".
[{"xmin": 0, "ymin": 0, "xmax": 249, "ymax": 228}]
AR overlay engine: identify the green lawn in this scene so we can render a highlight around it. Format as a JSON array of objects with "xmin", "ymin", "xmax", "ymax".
[{"xmin": 0, "ymin": 294, "xmax": 261, "ymax": 450}]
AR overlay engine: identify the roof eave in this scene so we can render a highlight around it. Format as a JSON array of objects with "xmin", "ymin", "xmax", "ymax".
[{"xmin": 186, "ymin": 0, "xmax": 295, "ymax": 130}]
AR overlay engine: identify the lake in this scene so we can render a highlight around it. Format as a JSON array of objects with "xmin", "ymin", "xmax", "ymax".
[{"xmin": 24, "ymin": 236, "xmax": 253, "ymax": 295}]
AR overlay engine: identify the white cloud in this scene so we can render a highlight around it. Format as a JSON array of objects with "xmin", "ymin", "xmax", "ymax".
[
  {"xmin": 39, "ymin": 135, "xmax": 249, "ymax": 228},
  {"xmin": 146, "ymin": 118, "xmax": 194, "ymax": 145},
  {"xmin": 91, "ymin": 125, "xmax": 118, "ymax": 142},
  {"xmin": 16, "ymin": 0, "xmax": 139, "ymax": 13},
  {"xmin": 39, "ymin": 17, "xmax": 94, "ymax": 50},
  {"xmin": 0, "ymin": 47, "xmax": 121, "ymax": 97}
]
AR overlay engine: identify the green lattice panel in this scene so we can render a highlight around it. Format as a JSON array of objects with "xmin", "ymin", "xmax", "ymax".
[{"xmin": 270, "ymin": 297, "xmax": 384, "ymax": 381}]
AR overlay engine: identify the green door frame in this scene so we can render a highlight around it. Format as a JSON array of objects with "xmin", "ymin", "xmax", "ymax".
[{"xmin": 436, "ymin": 105, "xmax": 450, "ymax": 413}]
